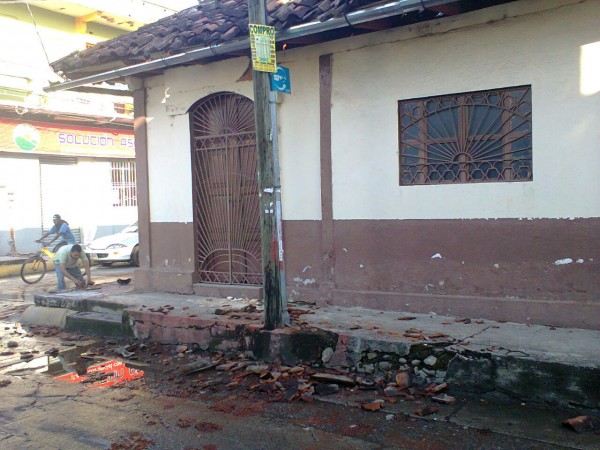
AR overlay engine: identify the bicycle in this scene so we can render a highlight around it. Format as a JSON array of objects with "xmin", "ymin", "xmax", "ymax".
[{"xmin": 20, "ymin": 244, "xmax": 55, "ymax": 284}]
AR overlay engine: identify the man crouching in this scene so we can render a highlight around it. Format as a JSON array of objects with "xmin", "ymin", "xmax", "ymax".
[{"xmin": 54, "ymin": 244, "xmax": 92, "ymax": 290}]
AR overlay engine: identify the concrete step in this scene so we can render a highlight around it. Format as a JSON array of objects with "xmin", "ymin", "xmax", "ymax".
[
  {"xmin": 129, "ymin": 307, "xmax": 600, "ymax": 412},
  {"xmin": 65, "ymin": 311, "xmax": 132, "ymax": 338},
  {"xmin": 26, "ymin": 290, "xmax": 600, "ymax": 412},
  {"xmin": 34, "ymin": 291, "xmax": 133, "ymax": 315}
]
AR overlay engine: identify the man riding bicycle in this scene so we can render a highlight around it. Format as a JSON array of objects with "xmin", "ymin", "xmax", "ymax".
[{"xmin": 36, "ymin": 214, "xmax": 76, "ymax": 252}]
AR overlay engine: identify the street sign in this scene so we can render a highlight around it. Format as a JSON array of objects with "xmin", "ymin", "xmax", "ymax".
[
  {"xmin": 270, "ymin": 66, "xmax": 291, "ymax": 94},
  {"xmin": 249, "ymin": 24, "xmax": 277, "ymax": 73}
]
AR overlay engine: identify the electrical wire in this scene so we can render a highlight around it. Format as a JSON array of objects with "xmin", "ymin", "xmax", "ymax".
[
  {"xmin": 141, "ymin": 0, "xmax": 191, "ymax": 14},
  {"xmin": 23, "ymin": 1, "xmax": 53, "ymax": 70}
]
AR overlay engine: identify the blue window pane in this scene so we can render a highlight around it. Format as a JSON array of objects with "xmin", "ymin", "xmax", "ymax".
[
  {"xmin": 467, "ymin": 105, "xmax": 502, "ymax": 136},
  {"xmin": 427, "ymin": 109, "xmax": 458, "ymax": 138},
  {"xmin": 399, "ymin": 86, "xmax": 531, "ymax": 185}
]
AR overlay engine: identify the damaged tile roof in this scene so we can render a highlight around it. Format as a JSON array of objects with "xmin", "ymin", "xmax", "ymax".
[{"xmin": 53, "ymin": 0, "xmax": 387, "ymax": 76}]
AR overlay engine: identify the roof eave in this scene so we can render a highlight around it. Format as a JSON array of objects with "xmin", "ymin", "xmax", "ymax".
[{"xmin": 45, "ymin": 0, "xmax": 471, "ymax": 93}]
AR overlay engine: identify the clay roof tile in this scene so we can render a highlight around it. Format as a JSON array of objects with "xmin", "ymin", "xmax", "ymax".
[{"xmin": 52, "ymin": 0, "xmax": 396, "ymax": 76}]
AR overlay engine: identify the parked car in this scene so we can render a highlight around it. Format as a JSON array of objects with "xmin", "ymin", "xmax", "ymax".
[{"xmin": 85, "ymin": 222, "xmax": 139, "ymax": 266}]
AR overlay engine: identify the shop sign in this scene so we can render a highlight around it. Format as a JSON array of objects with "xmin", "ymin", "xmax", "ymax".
[
  {"xmin": 0, "ymin": 119, "xmax": 134, "ymax": 158},
  {"xmin": 249, "ymin": 24, "xmax": 277, "ymax": 73}
]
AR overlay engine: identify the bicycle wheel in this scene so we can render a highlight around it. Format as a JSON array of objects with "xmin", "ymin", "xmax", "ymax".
[{"xmin": 21, "ymin": 256, "xmax": 47, "ymax": 284}]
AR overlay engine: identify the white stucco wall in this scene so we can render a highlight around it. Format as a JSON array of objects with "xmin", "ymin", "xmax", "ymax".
[
  {"xmin": 144, "ymin": 0, "xmax": 600, "ymax": 223},
  {"xmin": 146, "ymin": 54, "xmax": 323, "ymax": 221},
  {"xmin": 0, "ymin": 158, "xmax": 41, "ymax": 230},
  {"xmin": 330, "ymin": 0, "xmax": 600, "ymax": 220},
  {"xmin": 146, "ymin": 76, "xmax": 194, "ymax": 223},
  {"xmin": 276, "ymin": 55, "xmax": 322, "ymax": 220}
]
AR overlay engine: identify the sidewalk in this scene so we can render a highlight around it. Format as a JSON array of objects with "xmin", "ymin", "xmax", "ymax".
[{"xmin": 23, "ymin": 288, "xmax": 600, "ymax": 412}]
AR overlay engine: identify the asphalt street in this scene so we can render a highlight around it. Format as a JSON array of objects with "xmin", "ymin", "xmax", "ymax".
[{"xmin": 0, "ymin": 267, "xmax": 597, "ymax": 450}]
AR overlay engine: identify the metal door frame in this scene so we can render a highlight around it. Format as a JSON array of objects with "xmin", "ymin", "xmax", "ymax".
[{"xmin": 189, "ymin": 92, "xmax": 262, "ymax": 285}]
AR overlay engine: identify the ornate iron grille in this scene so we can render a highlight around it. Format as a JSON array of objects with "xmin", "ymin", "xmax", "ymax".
[
  {"xmin": 399, "ymin": 86, "xmax": 532, "ymax": 185},
  {"xmin": 190, "ymin": 93, "xmax": 262, "ymax": 285}
]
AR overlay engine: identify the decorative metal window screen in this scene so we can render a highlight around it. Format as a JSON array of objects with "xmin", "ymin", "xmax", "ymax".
[
  {"xmin": 191, "ymin": 93, "xmax": 262, "ymax": 285},
  {"xmin": 399, "ymin": 86, "xmax": 532, "ymax": 185},
  {"xmin": 111, "ymin": 161, "xmax": 137, "ymax": 207}
]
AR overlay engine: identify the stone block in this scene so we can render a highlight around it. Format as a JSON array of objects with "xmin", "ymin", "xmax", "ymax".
[
  {"xmin": 446, "ymin": 355, "xmax": 494, "ymax": 394},
  {"xmin": 21, "ymin": 306, "xmax": 76, "ymax": 328},
  {"xmin": 493, "ymin": 355, "xmax": 600, "ymax": 409}
]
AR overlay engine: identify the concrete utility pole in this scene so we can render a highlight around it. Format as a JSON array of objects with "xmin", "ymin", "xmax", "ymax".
[{"xmin": 248, "ymin": 0, "xmax": 289, "ymax": 330}]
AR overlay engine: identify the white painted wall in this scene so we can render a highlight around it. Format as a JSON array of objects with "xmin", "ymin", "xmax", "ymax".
[
  {"xmin": 146, "ymin": 54, "xmax": 323, "ymax": 221},
  {"xmin": 330, "ymin": 0, "xmax": 600, "ymax": 220},
  {"xmin": 277, "ymin": 55, "xmax": 322, "ymax": 221},
  {"xmin": 146, "ymin": 76, "xmax": 194, "ymax": 223},
  {"xmin": 144, "ymin": 0, "xmax": 600, "ymax": 223},
  {"xmin": 163, "ymin": 58, "xmax": 253, "ymax": 115},
  {"xmin": 0, "ymin": 158, "xmax": 41, "ymax": 230}
]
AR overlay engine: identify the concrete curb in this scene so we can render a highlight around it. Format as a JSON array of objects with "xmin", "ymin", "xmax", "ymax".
[
  {"xmin": 35, "ymin": 291, "xmax": 124, "ymax": 313},
  {"xmin": 126, "ymin": 308, "xmax": 600, "ymax": 410},
  {"xmin": 0, "ymin": 263, "xmax": 24, "ymax": 278},
  {"xmin": 26, "ymin": 291, "xmax": 600, "ymax": 411},
  {"xmin": 0, "ymin": 261, "xmax": 55, "ymax": 279},
  {"xmin": 66, "ymin": 311, "xmax": 134, "ymax": 337},
  {"xmin": 21, "ymin": 305, "xmax": 76, "ymax": 328}
]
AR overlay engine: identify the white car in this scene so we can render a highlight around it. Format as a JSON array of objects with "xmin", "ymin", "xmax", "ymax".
[{"xmin": 85, "ymin": 223, "xmax": 139, "ymax": 266}]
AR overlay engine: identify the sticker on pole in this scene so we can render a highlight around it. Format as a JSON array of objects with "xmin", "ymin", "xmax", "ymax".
[
  {"xmin": 249, "ymin": 24, "xmax": 277, "ymax": 73},
  {"xmin": 270, "ymin": 66, "xmax": 291, "ymax": 94}
]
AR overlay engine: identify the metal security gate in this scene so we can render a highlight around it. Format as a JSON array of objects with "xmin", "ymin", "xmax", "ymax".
[{"xmin": 190, "ymin": 93, "xmax": 262, "ymax": 285}]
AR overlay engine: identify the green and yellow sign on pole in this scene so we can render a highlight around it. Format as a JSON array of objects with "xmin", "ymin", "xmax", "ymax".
[{"xmin": 249, "ymin": 24, "xmax": 276, "ymax": 73}]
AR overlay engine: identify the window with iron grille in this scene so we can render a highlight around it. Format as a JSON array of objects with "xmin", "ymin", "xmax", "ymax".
[
  {"xmin": 111, "ymin": 161, "xmax": 137, "ymax": 207},
  {"xmin": 399, "ymin": 86, "xmax": 532, "ymax": 185}
]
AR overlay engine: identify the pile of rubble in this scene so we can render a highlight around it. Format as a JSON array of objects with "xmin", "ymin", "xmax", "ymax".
[{"xmin": 86, "ymin": 341, "xmax": 456, "ymax": 416}]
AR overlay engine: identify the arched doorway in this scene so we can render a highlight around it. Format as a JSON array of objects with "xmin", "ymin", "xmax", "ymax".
[{"xmin": 190, "ymin": 92, "xmax": 261, "ymax": 285}]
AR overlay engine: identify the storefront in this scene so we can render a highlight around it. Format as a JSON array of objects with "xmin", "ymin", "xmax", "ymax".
[{"xmin": 0, "ymin": 118, "xmax": 136, "ymax": 255}]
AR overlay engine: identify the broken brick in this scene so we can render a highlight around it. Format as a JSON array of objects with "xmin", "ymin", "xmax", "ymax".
[
  {"xmin": 431, "ymin": 382, "xmax": 448, "ymax": 393},
  {"xmin": 414, "ymin": 406, "xmax": 440, "ymax": 416},
  {"xmin": 562, "ymin": 416, "xmax": 600, "ymax": 433},
  {"xmin": 395, "ymin": 371, "xmax": 410, "ymax": 389},
  {"xmin": 432, "ymin": 393, "xmax": 456, "ymax": 404},
  {"xmin": 311, "ymin": 373, "xmax": 355, "ymax": 386},
  {"xmin": 361, "ymin": 400, "xmax": 384, "ymax": 411}
]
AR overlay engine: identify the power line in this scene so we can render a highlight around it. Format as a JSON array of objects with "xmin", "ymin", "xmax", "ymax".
[
  {"xmin": 141, "ymin": 1, "xmax": 190, "ymax": 13},
  {"xmin": 23, "ymin": 1, "xmax": 53, "ymax": 71},
  {"xmin": 0, "ymin": 1, "xmax": 50, "ymax": 4}
]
